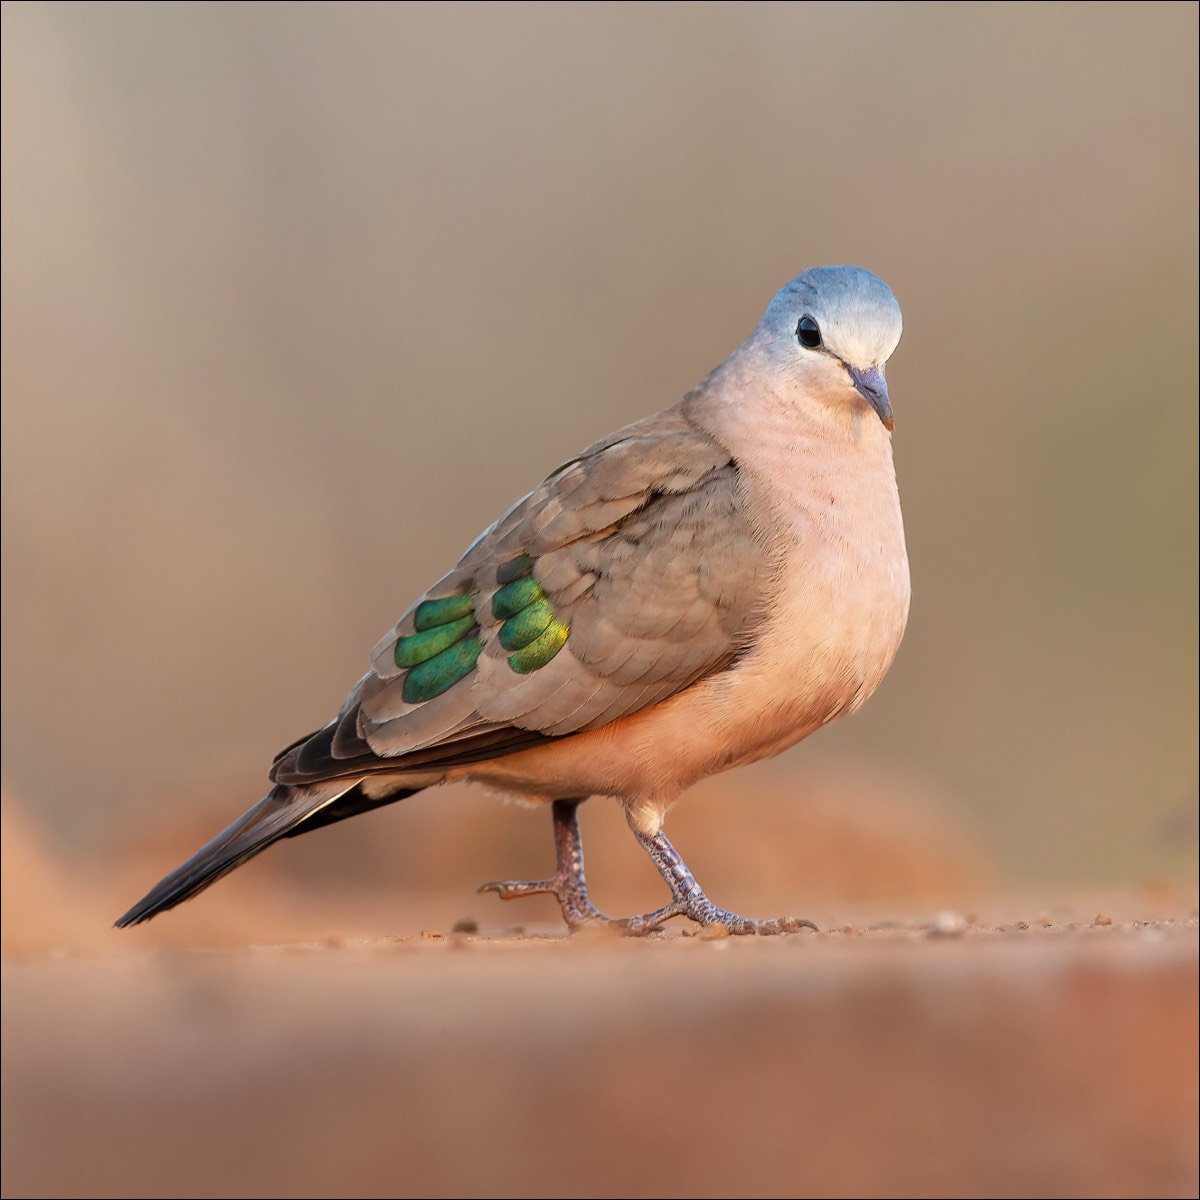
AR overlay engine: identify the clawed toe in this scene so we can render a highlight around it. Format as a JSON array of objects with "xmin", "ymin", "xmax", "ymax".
[
  {"xmin": 618, "ymin": 902, "xmax": 818, "ymax": 937},
  {"xmin": 631, "ymin": 827, "xmax": 818, "ymax": 935},
  {"xmin": 478, "ymin": 878, "xmax": 612, "ymax": 928},
  {"xmin": 767, "ymin": 915, "xmax": 820, "ymax": 934},
  {"xmin": 479, "ymin": 800, "xmax": 818, "ymax": 938},
  {"xmin": 477, "ymin": 878, "xmax": 555, "ymax": 902},
  {"xmin": 480, "ymin": 875, "xmax": 818, "ymax": 937}
]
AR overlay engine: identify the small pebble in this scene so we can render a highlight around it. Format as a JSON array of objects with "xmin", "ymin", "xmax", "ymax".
[
  {"xmin": 928, "ymin": 910, "xmax": 970, "ymax": 937},
  {"xmin": 1093, "ymin": 913, "xmax": 1113, "ymax": 927}
]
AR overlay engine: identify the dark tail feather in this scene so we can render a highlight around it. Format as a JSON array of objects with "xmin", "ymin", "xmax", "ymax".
[{"xmin": 114, "ymin": 781, "xmax": 358, "ymax": 927}]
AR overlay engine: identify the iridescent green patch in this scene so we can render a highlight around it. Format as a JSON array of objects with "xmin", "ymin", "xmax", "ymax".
[
  {"xmin": 492, "ymin": 576, "xmax": 544, "ymax": 621},
  {"xmin": 507, "ymin": 619, "xmax": 570, "ymax": 673},
  {"xmin": 496, "ymin": 554, "xmax": 535, "ymax": 586},
  {"xmin": 397, "ymin": 591, "xmax": 481, "ymax": 701},
  {"xmin": 413, "ymin": 593, "xmax": 474, "ymax": 632},
  {"xmin": 498, "ymin": 600, "xmax": 553, "ymax": 650},
  {"xmin": 490, "ymin": 556, "xmax": 569, "ymax": 673},
  {"xmin": 402, "ymin": 635, "xmax": 483, "ymax": 703},
  {"xmin": 394, "ymin": 615, "xmax": 476, "ymax": 667}
]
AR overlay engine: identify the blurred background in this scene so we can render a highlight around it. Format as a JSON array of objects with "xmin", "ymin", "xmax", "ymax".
[
  {"xmin": 3, "ymin": 5, "xmax": 1196, "ymax": 1199},
  {"xmin": 3, "ymin": 0, "xmax": 1195, "ymax": 911}
]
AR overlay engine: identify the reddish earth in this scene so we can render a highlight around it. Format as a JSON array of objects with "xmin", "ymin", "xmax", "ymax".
[{"xmin": 2, "ymin": 793, "xmax": 1196, "ymax": 1198}]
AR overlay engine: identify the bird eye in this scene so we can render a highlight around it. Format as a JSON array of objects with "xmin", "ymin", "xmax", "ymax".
[{"xmin": 796, "ymin": 316, "xmax": 822, "ymax": 349}]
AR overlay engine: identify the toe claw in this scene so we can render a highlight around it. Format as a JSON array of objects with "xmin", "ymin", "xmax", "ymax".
[
  {"xmin": 779, "ymin": 915, "xmax": 820, "ymax": 933},
  {"xmin": 477, "ymin": 879, "xmax": 556, "ymax": 901}
]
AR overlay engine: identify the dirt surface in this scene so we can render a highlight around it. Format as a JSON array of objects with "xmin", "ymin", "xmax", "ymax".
[
  {"xmin": 3, "ymin": 791, "xmax": 1197, "ymax": 1197},
  {"xmin": 4, "ymin": 893, "xmax": 1196, "ymax": 1199}
]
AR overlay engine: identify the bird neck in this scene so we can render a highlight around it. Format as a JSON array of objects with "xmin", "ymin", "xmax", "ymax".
[{"xmin": 682, "ymin": 352, "xmax": 898, "ymax": 478}]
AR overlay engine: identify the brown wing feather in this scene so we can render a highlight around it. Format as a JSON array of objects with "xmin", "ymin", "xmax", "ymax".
[
  {"xmin": 270, "ymin": 721, "xmax": 560, "ymax": 787},
  {"xmin": 269, "ymin": 401, "xmax": 775, "ymax": 790}
]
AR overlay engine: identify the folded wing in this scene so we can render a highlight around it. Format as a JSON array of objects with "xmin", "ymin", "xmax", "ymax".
[{"xmin": 272, "ymin": 404, "xmax": 776, "ymax": 788}]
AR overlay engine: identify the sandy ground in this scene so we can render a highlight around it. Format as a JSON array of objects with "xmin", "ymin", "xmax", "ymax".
[
  {"xmin": 4, "ymin": 907, "xmax": 1197, "ymax": 1200},
  {"xmin": 2, "ymin": 794, "xmax": 1197, "ymax": 1199}
]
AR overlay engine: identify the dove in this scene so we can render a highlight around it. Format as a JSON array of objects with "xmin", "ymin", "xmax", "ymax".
[{"xmin": 116, "ymin": 265, "xmax": 909, "ymax": 936}]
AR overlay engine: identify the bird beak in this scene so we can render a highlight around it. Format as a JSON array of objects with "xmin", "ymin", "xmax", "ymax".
[{"xmin": 847, "ymin": 364, "xmax": 894, "ymax": 431}]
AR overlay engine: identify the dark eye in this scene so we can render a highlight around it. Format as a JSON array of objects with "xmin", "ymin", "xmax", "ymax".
[{"xmin": 796, "ymin": 316, "xmax": 822, "ymax": 349}]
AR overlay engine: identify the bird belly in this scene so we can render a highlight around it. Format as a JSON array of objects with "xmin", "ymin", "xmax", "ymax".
[
  {"xmin": 449, "ymin": 434, "xmax": 910, "ymax": 832},
  {"xmin": 447, "ymin": 543, "xmax": 909, "ymax": 831}
]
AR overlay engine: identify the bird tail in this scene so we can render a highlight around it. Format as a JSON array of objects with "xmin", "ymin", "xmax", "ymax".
[{"xmin": 114, "ymin": 780, "xmax": 364, "ymax": 927}]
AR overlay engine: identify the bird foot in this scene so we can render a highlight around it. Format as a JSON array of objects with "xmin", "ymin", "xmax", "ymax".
[
  {"xmin": 478, "ymin": 880, "xmax": 816, "ymax": 937},
  {"xmin": 478, "ymin": 799, "xmax": 819, "ymax": 937},
  {"xmin": 628, "ymin": 827, "xmax": 819, "ymax": 936},
  {"xmin": 476, "ymin": 874, "xmax": 615, "ymax": 930},
  {"xmin": 618, "ymin": 899, "xmax": 818, "ymax": 937},
  {"xmin": 478, "ymin": 799, "xmax": 622, "ymax": 931}
]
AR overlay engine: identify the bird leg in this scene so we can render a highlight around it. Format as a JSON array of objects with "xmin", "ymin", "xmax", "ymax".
[
  {"xmin": 623, "ymin": 827, "xmax": 819, "ymax": 937},
  {"xmin": 477, "ymin": 798, "xmax": 616, "ymax": 929},
  {"xmin": 479, "ymin": 800, "xmax": 818, "ymax": 937}
]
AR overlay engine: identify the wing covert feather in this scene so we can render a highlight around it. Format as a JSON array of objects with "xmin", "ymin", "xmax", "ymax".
[{"xmin": 272, "ymin": 405, "xmax": 778, "ymax": 785}]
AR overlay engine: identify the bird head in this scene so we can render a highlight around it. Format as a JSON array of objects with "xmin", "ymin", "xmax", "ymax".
[{"xmin": 757, "ymin": 266, "xmax": 903, "ymax": 430}]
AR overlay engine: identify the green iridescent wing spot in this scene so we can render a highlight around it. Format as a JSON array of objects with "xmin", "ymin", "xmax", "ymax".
[
  {"xmin": 413, "ymin": 593, "xmax": 475, "ymax": 631},
  {"xmin": 396, "ymin": 591, "xmax": 481, "ymax": 702},
  {"xmin": 492, "ymin": 576, "xmax": 543, "ymax": 620},
  {"xmin": 495, "ymin": 554, "xmax": 535, "ymax": 586},
  {"xmin": 497, "ymin": 600, "xmax": 553, "ymax": 650},
  {"xmin": 491, "ymin": 556, "xmax": 570, "ymax": 673},
  {"xmin": 402, "ymin": 634, "xmax": 483, "ymax": 703},
  {"xmin": 507, "ymin": 619, "xmax": 569, "ymax": 673},
  {"xmin": 394, "ymin": 615, "xmax": 477, "ymax": 667}
]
